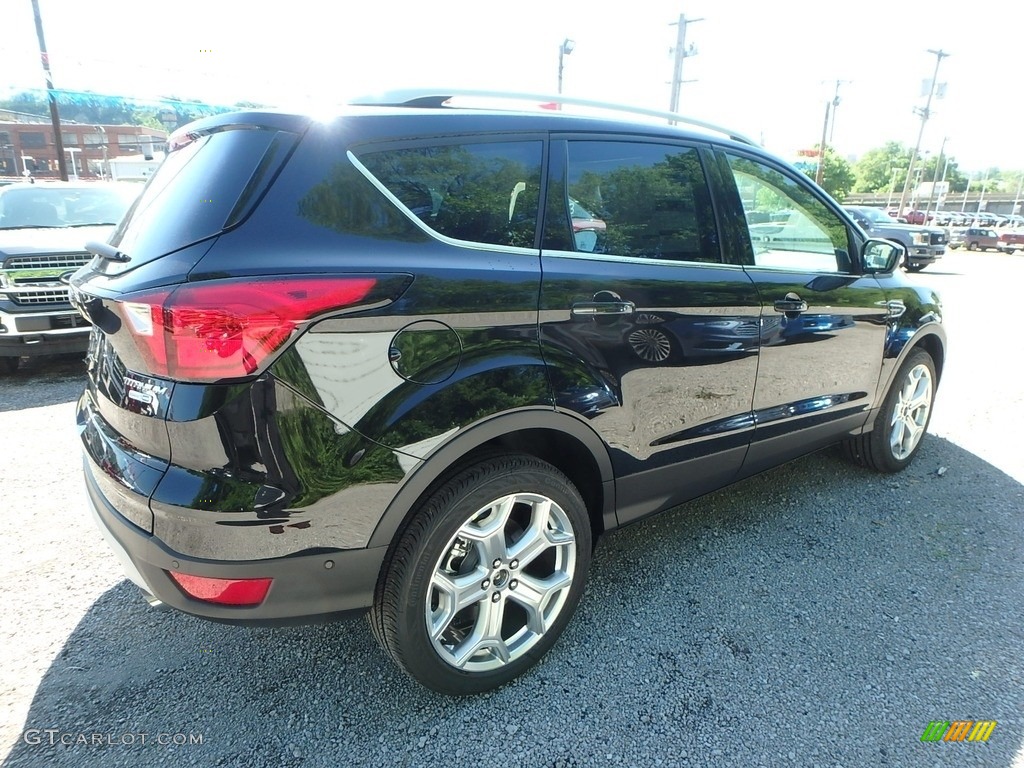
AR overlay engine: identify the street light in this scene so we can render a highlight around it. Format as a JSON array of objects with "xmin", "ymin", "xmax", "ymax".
[
  {"xmin": 557, "ymin": 38, "xmax": 575, "ymax": 96},
  {"xmin": 65, "ymin": 147, "xmax": 81, "ymax": 181},
  {"xmin": 886, "ymin": 168, "xmax": 904, "ymax": 209}
]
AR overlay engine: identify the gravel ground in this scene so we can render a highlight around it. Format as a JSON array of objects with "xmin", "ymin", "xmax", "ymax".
[{"xmin": 1, "ymin": 249, "xmax": 1022, "ymax": 767}]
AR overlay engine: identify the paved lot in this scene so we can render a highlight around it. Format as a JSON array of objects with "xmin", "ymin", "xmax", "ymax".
[{"xmin": 1, "ymin": 249, "xmax": 1022, "ymax": 767}]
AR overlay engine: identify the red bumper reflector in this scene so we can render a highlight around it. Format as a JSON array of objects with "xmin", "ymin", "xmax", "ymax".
[{"xmin": 167, "ymin": 572, "xmax": 272, "ymax": 606}]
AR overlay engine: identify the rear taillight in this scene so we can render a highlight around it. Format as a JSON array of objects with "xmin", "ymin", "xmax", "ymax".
[
  {"xmin": 116, "ymin": 276, "xmax": 376, "ymax": 382},
  {"xmin": 168, "ymin": 572, "xmax": 272, "ymax": 606}
]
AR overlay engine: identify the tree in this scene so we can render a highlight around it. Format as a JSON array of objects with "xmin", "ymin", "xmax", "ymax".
[
  {"xmin": 915, "ymin": 152, "xmax": 969, "ymax": 194},
  {"xmin": 800, "ymin": 146, "xmax": 854, "ymax": 201},
  {"xmin": 851, "ymin": 141, "xmax": 913, "ymax": 194}
]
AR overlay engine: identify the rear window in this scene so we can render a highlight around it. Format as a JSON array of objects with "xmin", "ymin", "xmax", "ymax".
[
  {"xmin": 109, "ymin": 127, "xmax": 298, "ymax": 263},
  {"xmin": 356, "ymin": 141, "xmax": 543, "ymax": 249}
]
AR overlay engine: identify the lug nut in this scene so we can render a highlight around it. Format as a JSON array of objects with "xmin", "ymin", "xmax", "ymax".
[
  {"xmin": 510, "ymin": 559, "xmax": 519, "ymax": 569},
  {"xmin": 491, "ymin": 592, "xmax": 501, "ymax": 602},
  {"xmin": 509, "ymin": 579, "xmax": 518, "ymax": 590},
  {"xmin": 492, "ymin": 559, "xmax": 502, "ymax": 568},
  {"xmin": 482, "ymin": 579, "xmax": 490, "ymax": 589}
]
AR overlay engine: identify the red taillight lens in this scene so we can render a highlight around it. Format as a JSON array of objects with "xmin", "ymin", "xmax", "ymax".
[
  {"xmin": 167, "ymin": 572, "xmax": 273, "ymax": 606},
  {"xmin": 118, "ymin": 276, "xmax": 376, "ymax": 382}
]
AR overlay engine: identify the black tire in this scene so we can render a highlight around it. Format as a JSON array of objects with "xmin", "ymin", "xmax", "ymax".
[
  {"xmin": 843, "ymin": 349, "xmax": 936, "ymax": 473},
  {"xmin": 967, "ymin": 242, "xmax": 978, "ymax": 251},
  {"xmin": 368, "ymin": 454, "xmax": 592, "ymax": 695},
  {"xmin": 0, "ymin": 357, "xmax": 19, "ymax": 375}
]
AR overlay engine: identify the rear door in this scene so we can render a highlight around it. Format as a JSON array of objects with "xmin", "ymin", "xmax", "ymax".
[{"xmin": 538, "ymin": 137, "xmax": 761, "ymax": 525}]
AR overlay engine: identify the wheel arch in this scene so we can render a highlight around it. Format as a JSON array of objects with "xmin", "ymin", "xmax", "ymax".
[
  {"xmin": 879, "ymin": 324, "xmax": 946, "ymax": 407},
  {"xmin": 367, "ymin": 408, "xmax": 616, "ymax": 551}
]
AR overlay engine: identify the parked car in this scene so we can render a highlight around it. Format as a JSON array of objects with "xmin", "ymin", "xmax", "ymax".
[
  {"xmin": 842, "ymin": 205, "xmax": 946, "ymax": 271},
  {"xmin": 70, "ymin": 92, "xmax": 945, "ymax": 695},
  {"xmin": 902, "ymin": 209, "xmax": 931, "ymax": 225},
  {"xmin": 568, "ymin": 197, "xmax": 606, "ymax": 252},
  {"xmin": 962, "ymin": 227, "xmax": 1001, "ymax": 251},
  {"xmin": 0, "ymin": 181, "xmax": 140, "ymax": 373}
]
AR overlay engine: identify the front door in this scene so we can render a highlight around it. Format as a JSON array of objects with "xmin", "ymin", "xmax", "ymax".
[{"xmin": 715, "ymin": 150, "xmax": 890, "ymax": 475}]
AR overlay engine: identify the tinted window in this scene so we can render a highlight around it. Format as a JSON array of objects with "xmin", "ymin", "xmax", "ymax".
[
  {"xmin": 727, "ymin": 154, "xmax": 851, "ymax": 273},
  {"xmin": 110, "ymin": 127, "xmax": 297, "ymax": 262},
  {"xmin": 558, "ymin": 141, "xmax": 719, "ymax": 263},
  {"xmin": 358, "ymin": 141, "xmax": 543, "ymax": 248}
]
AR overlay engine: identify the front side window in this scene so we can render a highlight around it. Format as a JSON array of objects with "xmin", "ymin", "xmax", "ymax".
[
  {"xmin": 727, "ymin": 154, "xmax": 852, "ymax": 273},
  {"xmin": 358, "ymin": 141, "xmax": 543, "ymax": 249},
  {"xmin": 559, "ymin": 141, "xmax": 719, "ymax": 263}
]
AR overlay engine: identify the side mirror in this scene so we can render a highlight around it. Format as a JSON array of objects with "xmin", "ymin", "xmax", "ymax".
[{"xmin": 863, "ymin": 238, "xmax": 903, "ymax": 273}]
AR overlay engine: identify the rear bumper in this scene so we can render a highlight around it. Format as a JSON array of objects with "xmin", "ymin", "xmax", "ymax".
[{"xmin": 84, "ymin": 460, "xmax": 384, "ymax": 624}]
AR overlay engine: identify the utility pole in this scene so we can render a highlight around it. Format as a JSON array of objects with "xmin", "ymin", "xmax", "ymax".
[
  {"xmin": 896, "ymin": 48, "xmax": 949, "ymax": 218},
  {"xmin": 30, "ymin": 0, "xmax": 68, "ymax": 181},
  {"xmin": 668, "ymin": 12, "xmax": 703, "ymax": 121},
  {"xmin": 815, "ymin": 80, "xmax": 848, "ymax": 187},
  {"xmin": 815, "ymin": 101, "xmax": 830, "ymax": 186}
]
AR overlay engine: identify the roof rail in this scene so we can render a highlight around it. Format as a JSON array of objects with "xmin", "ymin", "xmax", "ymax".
[{"xmin": 348, "ymin": 88, "xmax": 758, "ymax": 146}]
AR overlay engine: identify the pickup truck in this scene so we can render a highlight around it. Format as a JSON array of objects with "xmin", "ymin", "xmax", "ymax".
[
  {"xmin": 998, "ymin": 230, "xmax": 1024, "ymax": 254},
  {"xmin": 0, "ymin": 181, "xmax": 139, "ymax": 373},
  {"xmin": 843, "ymin": 205, "xmax": 947, "ymax": 271}
]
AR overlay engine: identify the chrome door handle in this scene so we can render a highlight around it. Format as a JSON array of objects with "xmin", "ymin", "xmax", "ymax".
[{"xmin": 571, "ymin": 301, "xmax": 636, "ymax": 316}]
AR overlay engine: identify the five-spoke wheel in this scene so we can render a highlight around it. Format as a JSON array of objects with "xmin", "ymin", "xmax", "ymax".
[
  {"xmin": 426, "ymin": 492, "xmax": 577, "ymax": 672},
  {"xmin": 369, "ymin": 455, "xmax": 591, "ymax": 695}
]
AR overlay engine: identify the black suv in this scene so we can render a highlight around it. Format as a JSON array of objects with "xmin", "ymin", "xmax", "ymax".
[{"xmin": 71, "ymin": 92, "xmax": 945, "ymax": 695}]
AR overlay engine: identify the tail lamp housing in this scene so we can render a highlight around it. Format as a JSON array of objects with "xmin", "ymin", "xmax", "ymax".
[{"xmin": 115, "ymin": 276, "xmax": 377, "ymax": 382}]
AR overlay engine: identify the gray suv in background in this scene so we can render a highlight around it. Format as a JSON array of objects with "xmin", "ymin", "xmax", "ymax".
[{"xmin": 843, "ymin": 205, "xmax": 947, "ymax": 271}]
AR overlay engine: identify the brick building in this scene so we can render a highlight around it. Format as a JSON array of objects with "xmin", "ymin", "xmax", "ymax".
[{"xmin": 0, "ymin": 114, "xmax": 167, "ymax": 179}]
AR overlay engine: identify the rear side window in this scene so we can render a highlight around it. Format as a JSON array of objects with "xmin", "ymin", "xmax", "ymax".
[
  {"xmin": 357, "ymin": 141, "xmax": 543, "ymax": 248},
  {"xmin": 556, "ymin": 141, "xmax": 720, "ymax": 263},
  {"xmin": 110, "ymin": 127, "xmax": 297, "ymax": 262}
]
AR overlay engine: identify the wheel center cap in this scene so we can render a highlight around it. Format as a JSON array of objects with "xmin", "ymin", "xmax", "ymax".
[{"xmin": 492, "ymin": 569, "xmax": 510, "ymax": 589}]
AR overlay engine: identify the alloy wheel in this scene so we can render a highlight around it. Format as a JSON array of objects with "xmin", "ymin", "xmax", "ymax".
[
  {"xmin": 889, "ymin": 363, "xmax": 933, "ymax": 460},
  {"xmin": 426, "ymin": 492, "xmax": 577, "ymax": 672}
]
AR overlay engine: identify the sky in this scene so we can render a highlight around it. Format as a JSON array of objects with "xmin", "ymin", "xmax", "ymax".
[{"xmin": 1, "ymin": 0, "xmax": 1019, "ymax": 174}]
